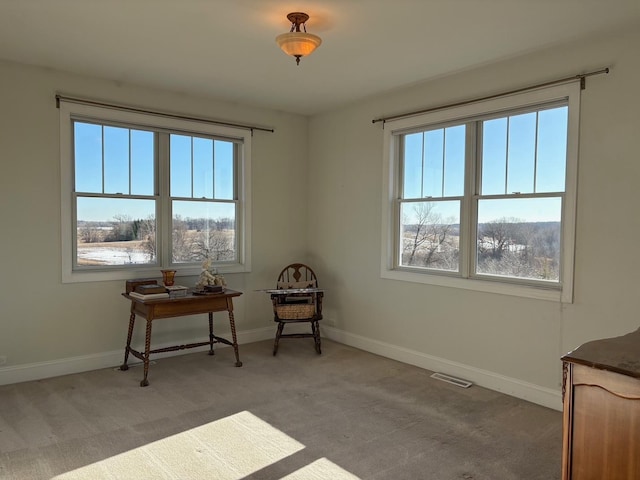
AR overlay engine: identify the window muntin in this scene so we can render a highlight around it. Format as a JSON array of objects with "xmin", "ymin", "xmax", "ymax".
[
  {"xmin": 402, "ymin": 125, "xmax": 466, "ymax": 199},
  {"xmin": 480, "ymin": 106, "xmax": 568, "ymax": 196},
  {"xmin": 73, "ymin": 121, "xmax": 158, "ymax": 269},
  {"xmin": 170, "ymin": 134, "xmax": 235, "ymax": 200},
  {"xmin": 400, "ymin": 124, "xmax": 466, "ymax": 273},
  {"xmin": 61, "ymin": 101, "xmax": 251, "ymax": 282},
  {"xmin": 473, "ymin": 106, "xmax": 568, "ymax": 283},
  {"xmin": 169, "ymin": 133, "xmax": 238, "ymax": 264},
  {"xmin": 383, "ymin": 84, "xmax": 579, "ymax": 301},
  {"xmin": 74, "ymin": 122, "xmax": 156, "ymax": 196}
]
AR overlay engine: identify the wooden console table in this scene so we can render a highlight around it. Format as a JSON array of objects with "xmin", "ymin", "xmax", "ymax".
[
  {"xmin": 120, "ymin": 289, "xmax": 243, "ymax": 386},
  {"xmin": 562, "ymin": 328, "xmax": 640, "ymax": 479}
]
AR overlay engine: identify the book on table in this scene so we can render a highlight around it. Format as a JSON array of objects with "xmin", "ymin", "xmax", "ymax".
[
  {"xmin": 135, "ymin": 284, "xmax": 168, "ymax": 295},
  {"xmin": 165, "ymin": 285, "xmax": 188, "ymax": 298},
  {"xmin": 124, "ymin": 279, "xmax": 188, "ymax": 299},
  {"xmin": 128, "ymin": 291, "xmax": 170, "ymax": 300},
  {"xmin": 125, "ymin": 278, "xmax": 158, "ymax": 294}
]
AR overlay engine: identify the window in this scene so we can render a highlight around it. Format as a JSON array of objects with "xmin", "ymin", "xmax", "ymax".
[
  {"xmin": 60, "ymin": 101, "xmax": 252, "ymax": 283},
  {"xmin": 382, "ymin": 83, "xmax": 579, "ymax": 302}
]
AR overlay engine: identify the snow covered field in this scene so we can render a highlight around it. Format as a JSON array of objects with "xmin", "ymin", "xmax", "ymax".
[{"xmin": 77, "ymin": 245, "xmax": 151, "ymax": 265}]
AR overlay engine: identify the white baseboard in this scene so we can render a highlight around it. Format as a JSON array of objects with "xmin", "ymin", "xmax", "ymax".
[
  {"xmin": 0, "ymin": 326, "xmax": 274, "ymax": 387},
  {"xmin": 322, "ymin": 326, "xmax": 563, "ymax": 411},
  {"xmin": 0, "ymin": 324, "xmax": 564, "ymax": 411}
]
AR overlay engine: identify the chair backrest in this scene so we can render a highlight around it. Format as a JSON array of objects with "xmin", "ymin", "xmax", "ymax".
[{"xmin": 277, "ymin": 263, "xmax": 318, "ymax": 288}]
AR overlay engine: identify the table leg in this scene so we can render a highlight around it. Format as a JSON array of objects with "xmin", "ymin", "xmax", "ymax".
[
  {"xmin": 140, "ymin": 318, "xmax": 153, "ymax": 387},
  {"xmin": 208, "ymin": 312, "xmax": 215, "ymax": 356},
  {"xmin": 120, "ymin": 311, "xmax": 136, "ymax": 371},
  {"xmin": 227, "ymin": 299, "xmax": 242, "ymax": 367}
]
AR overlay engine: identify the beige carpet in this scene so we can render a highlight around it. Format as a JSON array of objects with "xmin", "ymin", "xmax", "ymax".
[
  {"xmin": 0, "ymin": 339, "xmax": 562, "ymax": 479},
  {"xmin": 53, "ymin": 411, "xmax": 358, "ymax": 480}
]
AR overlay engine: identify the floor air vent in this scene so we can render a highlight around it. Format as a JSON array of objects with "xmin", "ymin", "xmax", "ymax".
[{"xmin": 430, "ymin": 372, "xmax": 473, "ymax": 388}]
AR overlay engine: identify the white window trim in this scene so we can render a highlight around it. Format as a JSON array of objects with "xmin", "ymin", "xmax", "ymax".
[
  {"xmin": 381, "ymin": 83, "xmax": 580, "ymax": 303},
  {"xmin": 60, "ymin": 101, "xmax": 252, "ymax": 283}
]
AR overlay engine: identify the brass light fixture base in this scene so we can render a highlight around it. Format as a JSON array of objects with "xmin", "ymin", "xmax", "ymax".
[{"xmin": 287, "ymin": 12, "xmax": 309, "ymax": 29}]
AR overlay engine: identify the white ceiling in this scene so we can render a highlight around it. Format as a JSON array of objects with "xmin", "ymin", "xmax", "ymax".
[{"xmin": 1, "ymin": 1, "xmax": 639, "ymax": 116}]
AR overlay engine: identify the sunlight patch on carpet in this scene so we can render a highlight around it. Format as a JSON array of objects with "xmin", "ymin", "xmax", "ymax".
[
  {"xmin": 281, "ymin": 457, "xmax": 361, "ymax": 479},
  {"xmin": 53, "ymin": 411, "xmax": 304, "ymax": 479}
]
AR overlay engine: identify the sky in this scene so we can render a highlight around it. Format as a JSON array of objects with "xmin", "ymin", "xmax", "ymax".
[
  {"xmin": 402, "ymin": 105, "xmax": 568, "ymax": 224},
  {"xmin": 73, "ymin": 105, "xmax": 568, "ymax": 226},
  {"xmin": 74, "ymin": 122, "xmax": 235, "ymax": 222}
]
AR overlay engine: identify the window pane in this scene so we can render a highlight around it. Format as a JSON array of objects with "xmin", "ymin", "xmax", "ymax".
[
  {"xmin": 172, "ymin": 200, "xmax": 236, "ymax": 263},
  {"xmin": 537, "ymin": 107, "xmax": 567, "ymax": 193},
  {"xmin": 399, "ymin": 200, "xmax": 460, "ymax": 271},
  {"xmin": 507, "ymin": 112, "xmax": 536, "ymax": 194},
  {"xmin": 193, "ymin": 137, "xmax": 213, "ymax": 199},
  {"xmin": 481, "ymin": 118, "xmax": 507, "ymax": 195},
  {"xmin": 76, "ymin": 196, "xmax": 156, "ymax": 266},
  {"xmin": 170, "ymin": 134, "xmax": 192, "ymax": 198},
  {"xmin": 443, "ymin": 125, "xmax": 465, "ymax": 197},
  {"xmin": 214, "ymin": 140, "xmax": 234, "ymax": 200},
  {"xmin": 131, "ymin": 130, "xmax": 154, "ymax": 195},
  {"xmin": 103, "ymin": 126, "xmax": 130, "ymax": 194},
  {"xmin": 74, "ymin": 122, "xmax": 103, "ymax": 193},
  {"xmin": 423, "ymin": 129, "xmax": 444, "ymax": 197},
  {"xmin": 402, "ymin": 133, "xmax": 423, "ymax": 199},
  {"xmin": 476, "ymin": 197, "xmax": 561, "ymax": 281}
]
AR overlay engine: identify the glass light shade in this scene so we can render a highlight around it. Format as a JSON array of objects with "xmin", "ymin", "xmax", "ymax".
[{"xmin": 276, "ymin": 32, "xmax": 322, "ymax": 58}]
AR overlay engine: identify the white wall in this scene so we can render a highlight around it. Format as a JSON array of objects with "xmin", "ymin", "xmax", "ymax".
[
  {"xmin": 0, "ymin": 61, "xmax": 308, "ymax": 376},
  {"xmin": 308, "ymin": 24, "xmax": 640, "ymax": 409}
]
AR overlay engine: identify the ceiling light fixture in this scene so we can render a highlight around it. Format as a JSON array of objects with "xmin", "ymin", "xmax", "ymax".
[{"xmin": 275, "ymin": 12, "xmax": 322, "ymax": 66}]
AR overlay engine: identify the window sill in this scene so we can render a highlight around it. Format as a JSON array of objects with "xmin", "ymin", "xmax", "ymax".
[
  {"xmin": 62, "ymin": 263, "xmax": 250, "ymax": 284},
  {"xmin": 381, "ymin": 268, "xmax": 567, "ymax": 303}
]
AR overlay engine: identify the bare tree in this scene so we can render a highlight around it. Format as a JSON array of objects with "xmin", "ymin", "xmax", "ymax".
[
  {"xmin": 171, "ymin": 215, "xmax": 191, "ymax": 262},
  {"xmin": 402, "ymin": 202, "xmax": 454, "ymax": 267},
  {"xmin": 79, "ymin": 223, "xmax": 101, "ymax": 243},
  {"xmin": 477, "ymin": 217, "xmax": 522, "ymax": 259},
  {"xmin": 191, "ymin": 229, "xmax": 234, "ymax": 261},
  {"xmin": 477, "ymin": 217, "xmax": 560, "ymax": 280},
  {"xmin": 139, "ymin": 217, "xmax": 157, "ymax": 262},
  {"xmin": 105, "ymin": 214, "xmax": 134, "ymax": 242}
]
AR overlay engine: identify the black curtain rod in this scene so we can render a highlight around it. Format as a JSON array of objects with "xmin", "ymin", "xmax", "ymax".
[
  {"xmin": 55, "ymin": 94, "xmax": 275, "ymax": 134},
  {"xmin": 371, "ymin": 67, "xmax": 610, "ymax": 125}
]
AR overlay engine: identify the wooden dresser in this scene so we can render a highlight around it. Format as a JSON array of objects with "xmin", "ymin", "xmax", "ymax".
[{"xmin": 562, "ymin": 328, "xmax": 640, "ymax": 479}]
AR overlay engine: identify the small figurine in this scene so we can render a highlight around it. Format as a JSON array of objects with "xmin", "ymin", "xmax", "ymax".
[{"xmin": 196, "ymin": 258, "xmax": 226, "ymax": 290}]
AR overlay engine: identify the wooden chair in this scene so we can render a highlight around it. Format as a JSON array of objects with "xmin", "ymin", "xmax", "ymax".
[{"xmin": 271, "ymin": 263, "xmax": 323, "ymax": 356}]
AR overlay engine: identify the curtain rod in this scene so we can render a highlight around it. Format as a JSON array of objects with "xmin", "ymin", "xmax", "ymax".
[
  {"xmin": 55, "ymin": 94, "xmax": 275, "ymax": 134},
  {"xmin": 371, "ymin": 67, "xmax": 610, "ymax": 125}
]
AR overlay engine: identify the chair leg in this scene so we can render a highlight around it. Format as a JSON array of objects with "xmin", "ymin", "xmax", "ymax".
[
  {"xmin": 312, "ymin": 321, "xmax": 321, "ymax": 354},
  {"xmin": 273, "ymin": 322, "xmax": 284, "ymax": 356}
]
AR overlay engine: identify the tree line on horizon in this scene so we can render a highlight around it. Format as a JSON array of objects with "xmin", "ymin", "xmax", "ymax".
[
  {"xmin": 402, "ymin": 203, "xmax": 560, "ymax": 280},
  {"xmin": 77, "ymin": 214, "xmax": 235, "ymax": 263}
]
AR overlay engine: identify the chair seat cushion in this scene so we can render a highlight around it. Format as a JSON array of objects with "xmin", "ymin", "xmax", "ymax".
[{"xmin": 275, "ymin": 303, "xmax": 316, "ymax": 319}]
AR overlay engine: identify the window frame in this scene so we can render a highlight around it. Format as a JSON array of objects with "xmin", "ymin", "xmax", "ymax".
[
  {"xmin": 60, "ymin": 101, "xmax": 252, "ymax": 283},
  {"xmin": 381, "ymin": 83, "xmax": 580, "ymax": 302}
]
